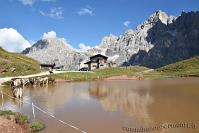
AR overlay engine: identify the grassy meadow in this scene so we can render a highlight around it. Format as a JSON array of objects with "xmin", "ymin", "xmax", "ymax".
[
  {"xmin": 52, "ymin": 66, "xmax": 149, "ymax": 81},
  {"xmin": 142, "ymin": 56, "xmax": 199, "ymax": 79},
  {"xmin": 0, "ymin": 47, "xmax": 41, "ymax": 77}
]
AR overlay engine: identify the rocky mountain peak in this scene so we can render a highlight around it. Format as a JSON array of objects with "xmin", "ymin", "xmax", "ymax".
[
  {"xmin": 43, "ymin": 38, "xmax": 73, "ymax": 50},
  {"xmin": 22, "ymin": 37, "xmax": 73, "ymax": 54},
  {"xmin": 147, "ymin": 10, "xmax": 169, "ymax": 24},
  {"xmin": 146, "ymin": 10, "xmax": 176, "ymax": 25},
  {"xmin": 99, "ymin": 34, "xmax": 118, "ymax": 48},
  {"xmin": 124, "ymin": 29, "xmax": 134, "ymax": 35},
  {"xmin": 22, "ymin": 10, "xmax": 199, "ymax": 70},
  {"xmin": 135, "ymin": 10, "xmax": 176, "ymax": 31}
]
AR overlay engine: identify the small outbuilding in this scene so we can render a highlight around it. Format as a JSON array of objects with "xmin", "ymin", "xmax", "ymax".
[{"xmin": 40, "ymin": 63, "xmax": 55, "ymax": 70}]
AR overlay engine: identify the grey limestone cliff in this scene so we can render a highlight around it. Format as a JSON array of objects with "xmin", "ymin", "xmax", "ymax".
[{"xmin": 22, "ymin": 10, "xmax": 199, "ymax": 69}]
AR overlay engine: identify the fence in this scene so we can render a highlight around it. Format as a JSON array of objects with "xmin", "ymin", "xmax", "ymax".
[{"xmin": 0, "ymin": 90, "xmax": 87, "ymax": 133}]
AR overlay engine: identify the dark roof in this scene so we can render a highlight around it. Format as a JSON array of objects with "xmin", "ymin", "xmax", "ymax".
[
  {"xmin": 90, "ymin": 54, "xmax": 108, "ymax": 60},
  {"xmin": 84, "ymin": 61, "xmax": 92, "ymax": 64},
  {"xmin": 40, "ymin": 64, "xmax": 55, "ymax": 67}
]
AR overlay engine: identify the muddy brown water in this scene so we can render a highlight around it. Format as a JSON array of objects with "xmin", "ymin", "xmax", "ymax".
[{"xmin": 0, "ymin": 78, "xmax": 199, "ymax": 133}]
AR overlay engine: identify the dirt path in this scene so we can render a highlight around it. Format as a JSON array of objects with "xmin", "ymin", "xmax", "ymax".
[
  {"xmin": 0, "ymin": 71, "xmax": 63, "ymax": 86},
  {"xmin": 0, "ymin": 117, "xmax": 30, "ymax": 133},
  {"xmin": 0, "ymin": 70, "xmax": 93, "ymax": 86},
  {"xmin": 135, "ymin": 69, "xmax": 154, "ymax": 75},
  {"xmin": 105, "ymin": 69, "xmax": 154, "ymax": 80},
  {"xmin": 105, "ymin": 75, "xmax": 138, "ymax": 80}
]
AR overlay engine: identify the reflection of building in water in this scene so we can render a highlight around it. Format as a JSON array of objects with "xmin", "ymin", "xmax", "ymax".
[{"xmin": 88, "ymin": 81, "xmax": 154, "ymax": 126}]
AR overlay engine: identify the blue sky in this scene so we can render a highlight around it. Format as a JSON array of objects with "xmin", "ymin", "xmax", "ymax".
[{"xmin": 0, "ymin": 0, "xmax": 199, "ymax": 52}]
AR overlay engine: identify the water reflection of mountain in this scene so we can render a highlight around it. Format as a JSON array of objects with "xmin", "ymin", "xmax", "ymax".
[{"xmin": 88, "ymin": 80, "xmax": 154, "ymax": 126}]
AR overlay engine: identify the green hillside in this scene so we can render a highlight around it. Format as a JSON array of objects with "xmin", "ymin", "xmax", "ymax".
[
  {"xmin": 0, "ymin": 47, "xmax": 41, "ymax": 77},
  {"xmin": 157, "ymin": 56, "xmax": 199, "ymax": 77},
  {"xmin": 140, "ymin": 57, "xmax": 199, "ymax": 79}
]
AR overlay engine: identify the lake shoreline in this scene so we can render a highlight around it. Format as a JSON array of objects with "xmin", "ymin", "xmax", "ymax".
[
  {"xmin": 0, "ymin": 117, "xmax": 30, "ymax": 133},
  {"xmin": 55, "ymin": 75, "xmax": 199, "ymax": 83},
  {"xmin": 1, "ymin": 73, "xmax": 198, "ymax": 86},
  {"xmin": 1, "ymin": 64, "xmax": 199, "ymax": 86},
  {"xmin": 0, "ymin": 110, "xmax": 45, "ymax": 133}
]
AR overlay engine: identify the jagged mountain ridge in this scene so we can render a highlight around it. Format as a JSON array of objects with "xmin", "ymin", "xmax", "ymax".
[
  {"xmin": 22, "ymin": 38, "xmax": 87, "ymax": 70},
  {"xmin": 22, "ymin": 10, "xmax": 199, "ymax": 70},
  {"xmin": 131, "ymin": 11, "xmax": 199, "ymax": 68},
  {"xmin": 98, "ymin": 10, "xmax": 177, "ymax": 65}
]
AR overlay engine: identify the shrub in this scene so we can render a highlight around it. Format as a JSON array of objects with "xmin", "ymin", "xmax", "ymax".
[
  {"xmin": 1, "ymin": 81, "xmax": 11, "ymax": 86},
  {"xmin": 30, "ymin": 121, "xmax": 45, "ymax": 132},
  {"xmin": 14, "ymin": 112, "xmax": 29, "ymax": 125},
  {"xmin": 0, "ymin": 110, "xmax": 15, "ymax": 116}
]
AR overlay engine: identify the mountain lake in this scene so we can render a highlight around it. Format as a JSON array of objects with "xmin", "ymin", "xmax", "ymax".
[{"xmin": 0, "ymin": 78, "xmax": 199, "ymax": 133}]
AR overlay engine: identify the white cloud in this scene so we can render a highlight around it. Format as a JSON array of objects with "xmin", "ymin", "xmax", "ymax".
[
  {"xmin": 78, "ymin": 43, "xmax": 91, "ymax": 52},
  {"xmin": 29, "ymin": 40, "xmax": 36, "ymax": 45},
  {"xmin": 39, "ymin": 7, "xmax": 64, "ymax": 19},
  {"xmin": 17, "ymin": 0, "xmax": 63, "ymax": 19},
  {"xmin": 18, "ymin": 0, "xmax": 35, "ymax": 6},
  {"xmin": 77, "ymin": 7, "xmax": 94, "ymax": 16},
  {"xmin": 42, "ymin": 31, "xmax": 57, "ymax": 39},
  {"xmin": 0, "ymin": 28, "xmax": 31, "ymax": 52},
  {"xmin": 18, "ymin": 0, "xmax": 56, "ymax": 5},
  {"xmin": 123, "ymin": 21, "xmax": 131, "ymax": 27},
  {"xmin": 41, "ymin": 0, "xmax": 56, "ymax": 2}
]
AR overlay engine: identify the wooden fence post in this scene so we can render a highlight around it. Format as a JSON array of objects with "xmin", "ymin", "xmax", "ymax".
[
  {"xmin": 32, "ymin": 102, "xmax": 35, "ymax": 121},
  {"xmin": 1, "ymin": 91, "xmax": 3, "ymax": 110}
]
